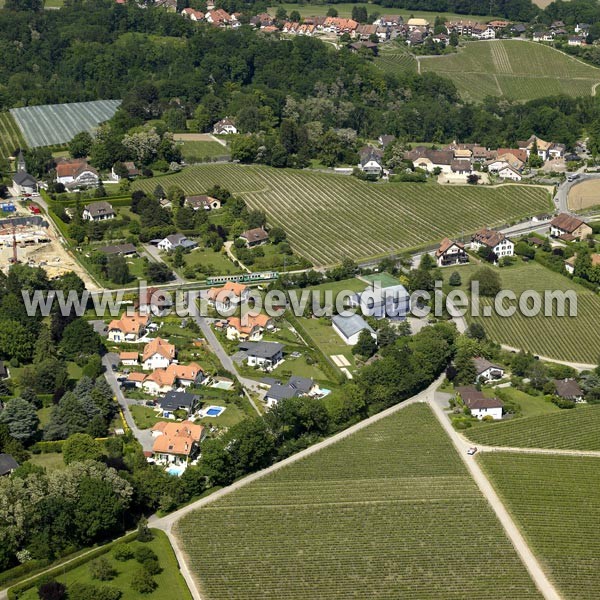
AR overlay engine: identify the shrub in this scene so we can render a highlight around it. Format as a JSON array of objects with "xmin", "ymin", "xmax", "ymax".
[
  {"xmin": 449, "ymin": 271, "xmax": 461, "ymax": 286},
  {"xmin": 130, "ymin": 567, "xmax": 157, "ymax": 594},
  {"xmin": 134, "ymin": 546, "xmax": 158, "ymax": 565},
  {"xmin": 37, "ymin": 580, "xmax": 66, "ymax": 600},
  {"xmin": 68, "ymin": 583, "xmax": 122, "ymax": 600},
  {"xmin": 112, "ymin": 544, "xmax": 134, "ymax": 562},
  {"xmin": 142, "ymin": 557, "xmax": 161, "ymax": 575},
  {"xmin": 136, "ymin": 518, "xmax": 154, "ymax": 542},
  {"xmin": 89, "ymin": 557, "xmax": 116, "ymax": 581}
]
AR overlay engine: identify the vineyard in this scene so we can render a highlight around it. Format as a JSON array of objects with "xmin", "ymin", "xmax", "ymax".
[
  {"xmin": 467, "ymin": 405, "xmax": 600, "ymax": 450},
  {"xmin": 174, "ymin": 404, "xmax": 541, "ymax": 600},
  {"xmin": 10, "ymin": 99, "xmax": 121, "ymax": 147},
  {"xmin": 481, "ymin": 453, "xmax": 600, "ymax": 599},
  {"xmin": 446, "ymin": 261, "xmax": 600, "ymax": 364},
  {"xmin": 420, "ymin": 40, "xmax": 600, "ymax": 102},
  {"xmin": 132, "ymin": 165, "xmax": 550, "ymax": 265},
  {"xmin": 0, "ymin": 112, "xmax": 26, "ymax": 161},
  {"xmin": 374, "ymin": 45, "xmax": 417, "ymax": 75}
]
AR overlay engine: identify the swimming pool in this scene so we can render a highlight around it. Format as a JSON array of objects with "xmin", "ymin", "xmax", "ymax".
[
  {"xmin": 166, "ymin": 464, "xmax": 186, "ymax": 477},
  {"xmin": 205, "ymin": 405, "xmax": 226, "ymax": 417}
]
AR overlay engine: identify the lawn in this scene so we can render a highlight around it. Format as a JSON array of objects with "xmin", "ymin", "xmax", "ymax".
[
  {"xmin": 443, "ymin": 261, "xmax": 600, "ymax": 364},
  {"xmin": 360, "ymin": 271, "xmax": 402, "ymax": 288},
  {"xmin": 466, "ymin": 404, "xmax": 600, "ymax": 450},
  {"xmin": 174, "ymin": 404, "xmax": 541, "ymax": 600},
  {"xmin": 420, "ymin": 40, "xmax": 600, "ymax": 102},
  {"xmin": 28, "ymin": 452, "xmax": 67, "ymax": 472},
  {"xmin": 480, "ymin": 453, "xmax": 600, "ymax": 600},
  {"xmin": 130, "ymin": 404, "xmax": 162, "ymax": 429},
  {"xmin": 0, "ymin": 112, "xmax": 26, "ymax": 161},
  {"xmin": 178, "ymin": 140, "xmax": 229, "ymax": 162},
  {"xmin": 132, "ymin": 164, "xmax": 551, "ymax": 266},
  {"xmin": 182, "ymin": 246, "xmax": 242, "ymax": 277},
  {"xmin": 495, "ymin": 387, "xmax": 560, "ymax": 419},
  {"xmin": 18, "ymin": 530, "xmax": 192, "ymax": 600}
]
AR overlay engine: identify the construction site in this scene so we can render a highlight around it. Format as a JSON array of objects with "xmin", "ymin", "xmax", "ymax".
[{"xmin": 0, "ymin": 210, "xmax": 98, "ymax": 288}]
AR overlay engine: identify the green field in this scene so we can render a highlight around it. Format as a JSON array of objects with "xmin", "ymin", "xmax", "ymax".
[
  {"xmin": 374, "ymin": 44, "xmax": 417, "ymax": 75},
  {"xmin": 0, "ymin": 112, "xmax": 26, "ymax": 161},
  {"xmin": 420, "ymin": 40, "xmax": 600, "ymax": 102},
  {"xmin": 467, "ymin": 404, "xmax": 600, "ymax": 450},
  {"xmin": 445, "ymin": 261, "xmax": 600, "ymax": 364},
  {"xmin": 269, "ymin": 3, "xmax": 502, "ymax": 22},
  {"xmin": 481, "ymin": 453, "xmax": 600, "ymax": 599},
  {"xmin": 178, "ymin": 140, "xmax": 229, "ymax": 162},
  {"xmin": 133, "ymin": 165, "xmax": 550, "ymax": 265},
  {"xmin": 18, "ymin": 530, "xmax": 192, "ymax": 600},
  {"xmin": 174, "ymin": 404, "xmax": 541, "ymax": 600}
]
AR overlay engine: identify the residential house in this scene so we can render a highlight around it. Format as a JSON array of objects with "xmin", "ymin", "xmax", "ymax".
[
  {"xmin": 565, "ymin": 253, "xmax": 600, "ymax": 274},
  {"xmin": 575, "ymin": 23, "xmax": 591, "ymax": 34},
  {"xmin": 497, "ymin": 165, "xmax": 522, "ymax": 181},
  {"xmin": 82, "ymin": 201, "xmax": 115, "ymax": 222},
  {"xmin": 0, "ymin": 454, "xmax": 19, "ymax": 477},
  {"xmin": 143, "ymin": 362, "xmax": 204, "ymax": 394},
  {"xmin": 322, "ymin": 17, "xmax": 359, "ymax": 35},
  {"xmin": 349, "ymin": 283, "xmax": 410, "ymax": 320},
  {"xmin": 56, "ymin": 159, "xmax": 99, "ymax": 188},
  {"xmin": 550, "ymin": 213, "xmax": 592, "ymax": 241},
  {"xmin": 451, "ymin": 160, "xmax": 472, "ymax": 176},
  {"xmin": 182, "ymin": 7, "xmax": 204, "ymax": 20},
  {"xmin": 407, "ymin": 30, "xmax": 423, "ymax": 45},
  {"xmin": 406, "ymin": 17, "xmax": 429, "ymax": 30},
  {"xmin": 332, "ymin": 313, "xmax": 377, "ymax": 346},
  {"xmin": 355, "ymin": 23, "xmax": 377, "ymax": 40},
  {"xmin": 568, "ymin": 36, "xmax": 585, "ymax": 46},
  {"xmin": 554, "ymin": 378, "xmax": 584, "ymax": 403},
  {"xmin": 435, "ymin": 238, "xmax": 468, "ymax": 267},
  {"xmin": 432, "ymin": 32, "xmax": 449, "ymax": 45},
  {"xmin": 135, "ymin": 286, "xmax": 174, "ymax": 316},
  {"xmin": 157, "ymin": 233, "xmax": 197, "ymax": 251},
  {"xmin": 358, "ymin": 146, "xmax": 384, "ymax": 176},
  {"xmin": 404, "ymin": 147, "xmax": 454, "ymax": 173},
  {"xmin": 110, "ymin": 161, "xmax": 140, "ymax": 181},
  {"xmin": 473, "ymin": 357, "xmax": 505, "ymax": 382},
  {"xmin": 142, "ymin": 337, "xmax": 176, "ymax": 370},
  {"xmin": 12, "ymin": 151, "xmax": 37, "ymax": 195},
  {"xmin": 239, "ymin": 341, "xmax": 284, "ymax": 370},
  {"xmin": 378, "ymin": 134, "xmax": 395, "ymax": 148},
  {"xmin": 488, "ymin": 20, "xmax": 510, "ymax": 31},
  {"xmin": 533, "ymin": 31, "xmax": 553, "ymax": 42},
  {"xmin": 240, "ymin": 227, "xmax": 269, "ymax": 247},
  {"xmin": 379, "ymin": 15, "xmax": 403, "ymax": 26},
  {"xmin": 250, "ymin": 12, "xmax": 273, "ymax": 27},
  {"xmin": 206, "ymin": 281, "xmax": 250, "ymax": 311},
  {"xmin": 158, "ymin": 391, "xmax": 198, "ymax": 417},
  {"xmin": 98, "ymin": 243, "xmax": 137, "ymax": 256},
  {"xmin": 511, "ymin": 23, "xmax": 526, "ymax": 35},
  {"xmin": 227, "ymin": 313, "xmax": 274, "ymax": 341},
  {"xmin": 264, "ymin": 376, "xmax": 319, "ymax": 408},
  {"xmin": 151, "ymin": 421, "xmax": 206, "ymax": 469},
  {"xmin": 212, "ymin": 118, "xmax": 237, "ymax": 134},
  {"xmin": 496, "ymin": 148, "xmax": 528, "ymax": 165},
  {"xmin": 456, "ymin": 386, "xmax": 503, "ymax": 420},
  {"xmin": 185, "ymin": 195, "xmax": 221, "ymax": 211},
  {"xmin": 471, "ymin": 228, "xmax": 514, "ymax": 258},
  {"xmin": 349, "ymin": 41, "xmax": 378, "ymax": 54},
  {"xmin": 119, "ymin": 351, "xmax": 139, "ymax": 366},
  {"xmin": 126, "ymin": 372, "xmax": 146, "ymax": 388},
  {"xmin": 107, "ymin": 312, "xmax": 149, "ymax": 342},
  {"xmin": 517, "ymin": 135, "xmax": 564, "ymax": 161},
  {"xmin": 206, "ymin": 8, "xmax": 231, "ymax": 26}
]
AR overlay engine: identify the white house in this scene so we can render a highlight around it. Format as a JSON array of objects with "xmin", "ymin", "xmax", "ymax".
[
  {"xmin": 239, "ymin": 341, "xmax": 284, "ymax": 371},
  {"xmin": 497, "ymin": 165, "xmax": 522, "ymax": 181},
  {"xmin": 358, "ymin": 147, "xmax": 384, "ymax": 176},
  {"xmin": 435, "ymin": 238, "xmax": 468, "ymax": 267},
  {"xmin": 332, "ymin": 314, "xmax": 377, "ymax": 346},
  {"xmin": 457, "ymin": 386, "xmax": 503, "ymax": 420},
  {"xmin": 82, "ymin": 201, "xmax": 115, "ymax": 222},
  {"xmin": 119, "ymin": 351, "xmax": 139, "ymax": 366},
  {"xmin": 157, "ymin": 234, "xmax": 197, "ymax": 252},
  {"xmin": 473, "ymin": 357, "xmax": 505, "ymax": 382},
  {"xmin": 56, "ymin": 159, "xmax": 99, "ymax": 188},
  {"xmin": 142, "ymin": 337, "xmax": 176, "ymax": 370},
  {"xmin": 213, "ymin": 118, "xmax": 237, "ymax": 134},
  {"xmin": 471, "ymin": 228, "xmax": 514, "ymax": 258},
  {"xmin": 206, "ymin": 281, "xmax": 250, "ymax": 312},
  {"xmin": 107, "ymin": 312, "xmax": 149, "ymax": 342}
]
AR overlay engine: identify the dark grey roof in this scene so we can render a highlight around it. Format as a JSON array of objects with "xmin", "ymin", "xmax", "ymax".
[
  {"xmin": 0, "ymin": 361, "xmax": 7, "ymax": 378},
  {"xmin": 288, "ymin": 376, "xmax": 314, "ymax": 394},
  {"xmin": 13, "ymin": 171, "xmax": 37, "ymax": 186},
  {"xmin": 239, "ymin": 341, "xmax": 284, "ymax": 359},
  {"xmin": 554, "ymin": 379, "xmax": 583, "ymax": 399},
  {"xmin": 159, "ymin": 391, "xmax": 197, "ymax": 412},
  {"xmin": 98, "ymin": 243, "xmax": 137, "ymax": 255},
  {"xmin": 332, "ymin": 314, "xmax": 375, "ymax": 339},
  {"xmin": 266, "ymin": 384, "xmax": 299, "ymax": 401},
  {"xmin": 0, "ymin": 215, "xmax": 48, "ymax": 228},
  {"xmin": 84, "ymin": 201, "xmax": 115, "ymax": 217},
  {"xmin": 261, "ymin": 377, "xmax": 281, "ymax": 386},
  {"xmin": 473, "ymin": 357, "xmax": 504, "ymax": 376},
  {"xmin": 0, "ymin": 453, "xmax": 19, "ymax": 476}
]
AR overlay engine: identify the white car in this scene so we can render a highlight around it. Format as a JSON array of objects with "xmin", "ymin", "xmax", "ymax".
[{"xmin": 467, "ymin": 447, "xmax": 478, "ymax": 456}]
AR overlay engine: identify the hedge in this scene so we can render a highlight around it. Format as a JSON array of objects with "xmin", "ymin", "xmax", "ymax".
[
  {"xmin": 30, "ymin": 440, "xmax": 64, "ymax": 454},
  {"xmin": 7, "ymin": 532, "xmax": 138, "ymax": 599}
]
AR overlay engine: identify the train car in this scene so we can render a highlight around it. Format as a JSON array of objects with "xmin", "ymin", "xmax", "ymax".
[{"xmin": 206, "ymin": 271, "xmax": 278, "ymax": 286}]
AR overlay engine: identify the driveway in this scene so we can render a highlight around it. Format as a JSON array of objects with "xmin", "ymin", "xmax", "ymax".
[
  {"xmin": 143, "ymin": 243, "xmax": 185, "ymax": 285},
  {"xmin": 102, "ymin": 353, "xmax": 154, "ymax": 452}
]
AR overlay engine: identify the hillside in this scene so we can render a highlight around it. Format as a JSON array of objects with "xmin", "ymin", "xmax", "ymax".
[
  {"xmin": 174, "ymin": 404, "xmax": 541, "ymax": 600},
  {"xmin": 419, "ymin": 40, "xmax": 600, "ymax": 102}
]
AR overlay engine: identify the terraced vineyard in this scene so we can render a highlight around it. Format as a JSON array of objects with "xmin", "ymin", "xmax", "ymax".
[
  {"xmin": 175, "ymin": 404, "xmax": 541, "ymax": 600},
  {"xmin": 133, "ymin": 165, "xmax": 550, "ymax": 265},
  {"xmin": 467, "ymin": 405, "xmax": 600, "ymax": 450},
  {"xmin": 0, "ymin": 112, "xmax": 26, "ymax": 160},
  {"xmin": 481, "ymin": 453, "xmax": 600, "ymax": 599},
  {"xmin": 10, "ymin": 99, "xmax": 121, "ymax": 147},
  {"xmin": 446, "ymin": 261, "xmax": 600, "ymax": 364},
  {"xmin": 374, "ymin": 45, "xmax": 417, "ymax": 75},
  {"xmin": 420, "ymin": 40, "xmax": 600, "ymax": 102}
]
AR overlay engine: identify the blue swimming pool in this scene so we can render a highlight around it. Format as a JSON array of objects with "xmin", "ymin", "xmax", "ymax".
[
  {"xmin": 206, "ymin": 406, "xmax": 225, "ymax": 417},
  {"xmin": 166, "ymin": 464, "xmax": 186, "ymax": 477}
]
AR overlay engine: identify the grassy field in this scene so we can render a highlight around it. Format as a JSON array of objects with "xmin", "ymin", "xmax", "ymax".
[
  {"xmin": 420, "ymin": 40, "xmax": 600, "ymax": 102},
  {"xmin": 174, "ymin": 404, "xmax": 540, "ymax": 599},
  {"xmin": 374, "ymin": 43, "xmax": 417, "ymax": 75},
  {"xmin": 178, "ymin": 140, "xmax": 229, "ymax": 162},
  {"xmin": 133, "ymin": 165, "xmax": 551, "ymax": 265},
  {"xmin": 466, "ymin": 404, "xmax": 600, "ymax": 450},
  {"xmin": 269, "ymin": 3, "xmax": 502, "ymax": 21},
  {"xmin": 567, "ymin": 179, "xmax": 600, "ymax": 211},
  {"xmin": 0, "ymin": 112, "xmax": 26, "ymax": 161},
  {"xmin": 481, "ymin": 453, "xmax": 600, "ymax": 599},
  {"xmin": 18, "ymin": 530, "xmax": 192, "ymax": 600},
  {"xmin": 130, "ymin": 404, "xmax": 162, "ymax": 429},
  {"xmin": 444, "ymin": 261, "xmax": 600, "ymax": 364},
  {"xmin": 496, "ymin": 387, "xmax": 560, "ymax": 419},
  {"xmin": 183, "ymin": 246, "xmax": 242, "ymax": 276}
]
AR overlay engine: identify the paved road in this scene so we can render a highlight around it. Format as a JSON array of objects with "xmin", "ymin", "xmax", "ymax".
[
  {"xmin": 554, "ymin": 171, "xmax": 600, "ymax": 214},
  {"xmin": 102, "ymin": 353, "xmax": 154, "ymax": 452},
  {"xmin": 428, "ymin": 393, "xmax": 562, "ymax": 600},
  {"xmin": 499, "ymin": 343, "xmax": 595, "ymax": 372},
  {"xmin": 143, "ymin": 243, "xmax": 185, "ymax": 284}
]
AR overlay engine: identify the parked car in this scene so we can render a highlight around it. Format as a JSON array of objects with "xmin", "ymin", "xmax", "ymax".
[
  {"xmin": 467, "ymin": 447, "xmax": 478, "ymax": 455},
  {"xmin": 29, "ymin": 205, "xmax": 41, "ymax": 214}
]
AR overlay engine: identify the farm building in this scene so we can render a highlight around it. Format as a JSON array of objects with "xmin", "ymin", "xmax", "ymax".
[
  {"xmin": 550, "ymin": 213, "xmax": 592, "ymax": 241},
  {"xmin": 332, "ymin": 313, "xmax": 377, "ymax": 346},
  {"xmin": 82, "ymin": 201, "xmax": 115, "ymax": 221}
]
